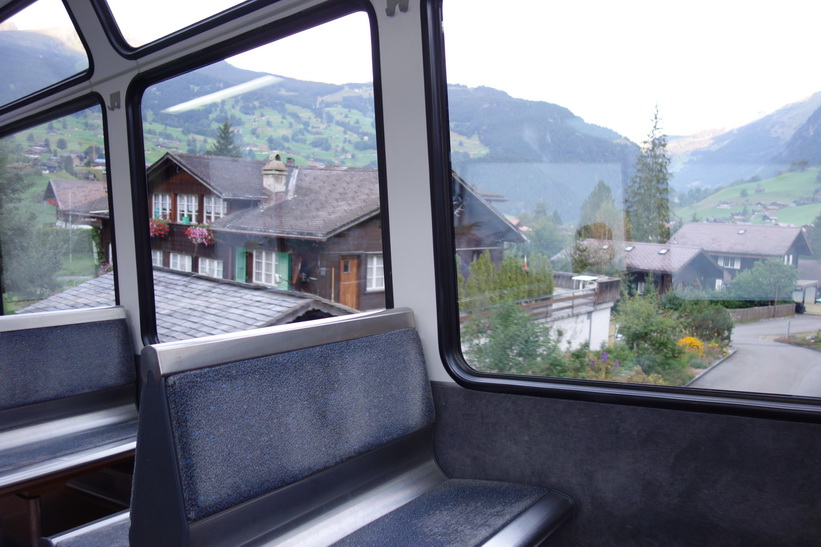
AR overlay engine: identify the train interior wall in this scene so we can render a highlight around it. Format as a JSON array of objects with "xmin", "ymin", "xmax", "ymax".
[{"xmin": 431, "ymin": 382, "xmax": 821, "ymax": 546}]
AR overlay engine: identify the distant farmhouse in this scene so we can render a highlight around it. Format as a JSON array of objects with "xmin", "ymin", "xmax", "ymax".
[
  {"xmin": 46, "ymin": 152, "xmax": 524, "ymax": 311},
  {"xmin": 44, "ymin": 177, "xmax": 112, "ymax": 260},
  {"xmin": 577, "ymin": 239, "xmax": 723, "ymax": 294},
  {"xmin": 669, "ymin": 222, "xmax": 812, "ymax": 288}
]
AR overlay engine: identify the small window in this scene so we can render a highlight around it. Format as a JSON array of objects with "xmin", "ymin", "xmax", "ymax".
[
  {"xmin": 177, "ymin": 194, "xmax": 198, "ymax": 223},
  {"xmin": 152, "ymin": 250, "xmax": 164, "ymax": 267},
  {"xmin": 719, "ymin": 256, "xmax": 741, "ymax": 269},
  {"xmin": 152, "ymin": 193, "xmax": 171, "ymax": 218},
  {"xmin": 253, "ymin": 250, "xmax": 277, "ymax": 286},
  {"xmin": 169, "ymin": 253, "xmax": 192, "ymax": 272},
  {"xmin": 366, "ymin": 254, "xmax": 385, "ymax": 292},
  {"xmin": 203, "ymin": 195, "xmax": 226, "ymax": 223},
  {"xmin": 198, "ymin": 257, "xmax": 223, "ymax": 278}
]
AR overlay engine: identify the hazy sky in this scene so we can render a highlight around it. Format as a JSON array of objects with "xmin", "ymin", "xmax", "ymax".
[{"xmin": 9, "ymin": 0, "xmax": 821, "ymax": 144}]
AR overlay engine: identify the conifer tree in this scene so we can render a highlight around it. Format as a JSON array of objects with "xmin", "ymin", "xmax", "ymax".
[
  {"xmin": 206, "ymin": 120, "xmax": 242, "ymax": 158},
  {"xmin": 624, "ymin": 108, "xmax": 672, "ymax": 242}
]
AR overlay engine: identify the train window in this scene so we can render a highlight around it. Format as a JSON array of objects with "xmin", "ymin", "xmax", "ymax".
[
  {"xmin": 0, "ymin": 0, "xmax": 88, "ymax": 108},
  {"xmin": 141, "ymin": 12, "xmax": 383, "ymax": 342},
  {"xmin": 0, "ymin": 104, "xmax": 114, "ymax": 314},
  {"xmin": 442, "ymin": 0, "xmax": 821, "ymax": 398},
  {"xmin": 105, "ymin": 0, "xmax": 246, "ymax": 47}
]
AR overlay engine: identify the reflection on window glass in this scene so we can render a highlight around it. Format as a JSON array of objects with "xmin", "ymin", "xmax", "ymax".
[
  {"xmin": 141, "ymin": 13, "xmax": 382, "ymax": 341},
  {"xmin": 1, "ymin": 106, "xmax": 113, "ymax": 314},
  {"xmin": 0, "ymin": 0, "xmax": 88, "ymax": 107},
  {"xmin": 445, "ymin": 0, "xmax": 821, "ymax": 397},
  {"xmin": 106, "ymin": 0, "xmax": 246, "ymax": 47}
]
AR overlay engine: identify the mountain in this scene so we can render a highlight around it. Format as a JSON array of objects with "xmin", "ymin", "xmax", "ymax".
[
  {"xmin": 777, "ymin": 104, "xmax": 821, "ymax": 165},
  {"xmin": 0, "ymin": 29, "xmax": 88, "ymax": 107},
  {"xmin": 447, "ymin": 85, "xmax": 639, "ymax": 221},
  {"xmin": 671, "ymin": 92, "xmax": 821, "ymax": 189}
]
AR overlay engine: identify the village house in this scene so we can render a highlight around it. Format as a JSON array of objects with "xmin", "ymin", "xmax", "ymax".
[
  {"xmin": 668, "ymin": 222, "xmax": 812, "ymax": 287},
  {"xmin": 146, "ymin": 152, "xmax": 524, "ymax": 310},
  {"xmin": 575, "ymin": 239, "xmax": 723, "ymax": 294},
  {"xmin": 43, "ymin": 178, "xmax": 112, "ymax": 265}
]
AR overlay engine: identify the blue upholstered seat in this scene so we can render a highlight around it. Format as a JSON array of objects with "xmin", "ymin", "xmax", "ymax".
[{"xmin": 47, "ymin": 308, "xmax": 573, "ymax": 546}]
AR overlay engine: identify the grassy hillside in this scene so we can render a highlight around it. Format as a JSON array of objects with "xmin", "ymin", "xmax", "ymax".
[{"xmin": 676, "ymin": 168, "xmax": 821, "ymax": 226}]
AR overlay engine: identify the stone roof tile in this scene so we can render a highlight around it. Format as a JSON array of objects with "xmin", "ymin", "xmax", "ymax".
[{"xmin": 17, "ymin": 270, "xmax": 351, "ymax": 342}]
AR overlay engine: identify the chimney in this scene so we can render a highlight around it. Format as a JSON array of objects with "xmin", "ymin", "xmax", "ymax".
[{"xmin": 262, "ymin": 152, "xmax": 288, "ymax": 202}]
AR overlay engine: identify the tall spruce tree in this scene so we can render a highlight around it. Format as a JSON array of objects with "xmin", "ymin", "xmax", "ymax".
[
  {"xmin": 579, "ymin": 180, "xmax": 615, "ymax": 227},
  {"xmin": 206, "ymin": 120, "xmax": 242, "ymax": 158},
  {"xmin": 624, "ymin": 108, "xmax": 672, "ymax": 242}
]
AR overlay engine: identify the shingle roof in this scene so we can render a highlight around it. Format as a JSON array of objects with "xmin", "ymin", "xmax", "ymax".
[
  {"xmin": 669, "ymin": 222, "xmax": 812, "ymax": 257},
  {"xmin": 150, "ymin": 153, "xmax": 268, "ymax": 200},
  {"xmin": 46, "ymin": 178, "xmax": 108, "ymax": 215},
  {"xmin": 580, "ymin": 239, "xmax": 712, "ymax": 274},
  {"xmin": 17, "ymin": 270, "xmax": 352, "ymax": 342},
  {"xmin": 213, "ymin": 166, "xmax": 380, "ymax": 240}
]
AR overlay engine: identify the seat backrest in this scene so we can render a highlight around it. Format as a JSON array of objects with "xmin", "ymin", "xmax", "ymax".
[
  {"xmin": 0, "ymin": 307, "xmax": 135, "ymax": 411},
  {"xmin": 130, "ymin": 308, "xmax": 433, "ymax": 546}
]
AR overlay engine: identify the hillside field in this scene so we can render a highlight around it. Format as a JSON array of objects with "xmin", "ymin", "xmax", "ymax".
[{"xmin": 675, "ymin": 169, "xmax": 821, "ymax": 226}]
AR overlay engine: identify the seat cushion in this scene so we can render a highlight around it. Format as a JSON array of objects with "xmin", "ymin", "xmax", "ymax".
[{"xmin": 332, "ymin": 479, "xmax": 549, "ymax": 546}]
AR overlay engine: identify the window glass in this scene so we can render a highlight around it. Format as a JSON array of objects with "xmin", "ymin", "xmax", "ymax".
[
  {"xmin": 203, "ymin": 195, "xmax": 225, "ymax": 222},
  {"xmin": 105, "ymin": 0, "xmax": 246, "ymax": 47},
  {"xmin": 0, "ymin": 0, "xmax": 89, "ymax": 107},
  {"xmin": 169, "ymin": 252, "xmax": 192, "ymax": 272},
  {"xmin": 253, "ymin": 250, "xmax": 276, "ymax": 286},
  {"xmin": 176, "ymin": 193, "xmax": 198, "ymax": 223},
  {"xmin": 152, "ymin": 250, "xmax": 164, "ymax": 267},
  {"xmin": 0, "ymin": 105, "xmax": 113, "ymax": 314},
  {"xmin": 142, "ymin": 12, "xmax": 383, "ymax": 342},
  {"xmin": 444, "ymin": 0, "xmax": 821, "ymax": 397},
  {"xmin": 366, "ymin": 254, "xmax": 384, "ymax": 292},
  {"xmin": 198, "ymin": 257, "xmax": 223, "ymax": 278},
  {"xmin": 152, "ymin": 193, "xmax": 171, "ymax": 217}
]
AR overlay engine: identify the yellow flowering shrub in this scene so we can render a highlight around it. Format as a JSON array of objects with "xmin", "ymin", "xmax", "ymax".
[{"xmin": 678, "ymin": 336, "xmax": 705, "ymax": 357}]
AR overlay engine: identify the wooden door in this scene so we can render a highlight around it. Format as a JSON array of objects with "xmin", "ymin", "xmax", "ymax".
[{"xmin": 339, "ymin": 256, "xmax": 360, "ymax": 309}]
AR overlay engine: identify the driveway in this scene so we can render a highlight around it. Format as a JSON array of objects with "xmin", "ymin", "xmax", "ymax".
[{"xmin": 689, "ymin": 314, "xmax": 821, "ymax": 397}]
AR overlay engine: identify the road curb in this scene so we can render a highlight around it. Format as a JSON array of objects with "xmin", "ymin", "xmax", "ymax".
[{"xmin": 685, "ymin": 348, "xmax": 737, "ymax": 387}]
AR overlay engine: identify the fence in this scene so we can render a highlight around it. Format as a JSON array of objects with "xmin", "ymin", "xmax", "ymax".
[{"xmin": 727, "ymin": 303, "xmax": 795, "ymax": 322}]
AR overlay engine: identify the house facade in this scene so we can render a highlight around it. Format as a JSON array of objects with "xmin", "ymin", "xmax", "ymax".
[
  {"xmin": 669, "ymin": 222, "xmax": 812, "ymax": 288},
  {"xmin": 146, "ymin": 152, "xmax": 523, "ymax": 310},
  {"xmin": 577, "ymin": 239, "xmax": 723, "ymax": 294},
  {"xmin": 44, "ymin": 178, "xmax": 113, "ymax": 265}
]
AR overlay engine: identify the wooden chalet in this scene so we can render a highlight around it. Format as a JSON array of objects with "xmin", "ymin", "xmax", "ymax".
[
  {"xmin": 146, "ymin": 152, "xmax": 524, "ymax": 310},
  {"xmin": 577, "ymin": 239, "xmax": 724, "ymax": 294},
  {"xmin": 669, "ymin": 222, "xmax": 812, "ymax": 285}
]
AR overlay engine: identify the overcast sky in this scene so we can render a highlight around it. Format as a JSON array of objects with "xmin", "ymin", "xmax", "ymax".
[{"xmin": 9, "ymin": 0, "xmax": 821, "ymax": 144}]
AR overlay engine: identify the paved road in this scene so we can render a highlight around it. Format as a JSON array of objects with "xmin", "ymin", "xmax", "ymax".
[{"xmin": 689, "ymin": 314, "xmax": 821, "ymax": 396}]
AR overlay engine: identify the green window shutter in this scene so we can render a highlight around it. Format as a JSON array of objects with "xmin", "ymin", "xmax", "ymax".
[
  {"xmin": 276, "ymin": 252, "xmax": 291, "ymax": 290},
  {"xmin": 235, "ymin": 247, "xmax": 247, "ymax": 282}
]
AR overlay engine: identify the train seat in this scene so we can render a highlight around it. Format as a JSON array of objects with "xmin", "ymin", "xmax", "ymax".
[
  {"xmin": 0, "ymin": 306, "xmax": 137, "ymax": 543},
  {"xmin": 44, "ymin": 307, "xmax": 573, "ymax": 546}
]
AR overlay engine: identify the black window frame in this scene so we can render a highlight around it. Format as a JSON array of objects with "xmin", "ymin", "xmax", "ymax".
[
  {"xmin": 0, "ymin": 95, "xmax": 121, "ymax": 312},
  {"xmin": 422, "ymin": 0, "xmax": 821, "ymax": 424},
  {"xmin": 123, "ymin": 0, "xmax": 392, "ymax": 345}
]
